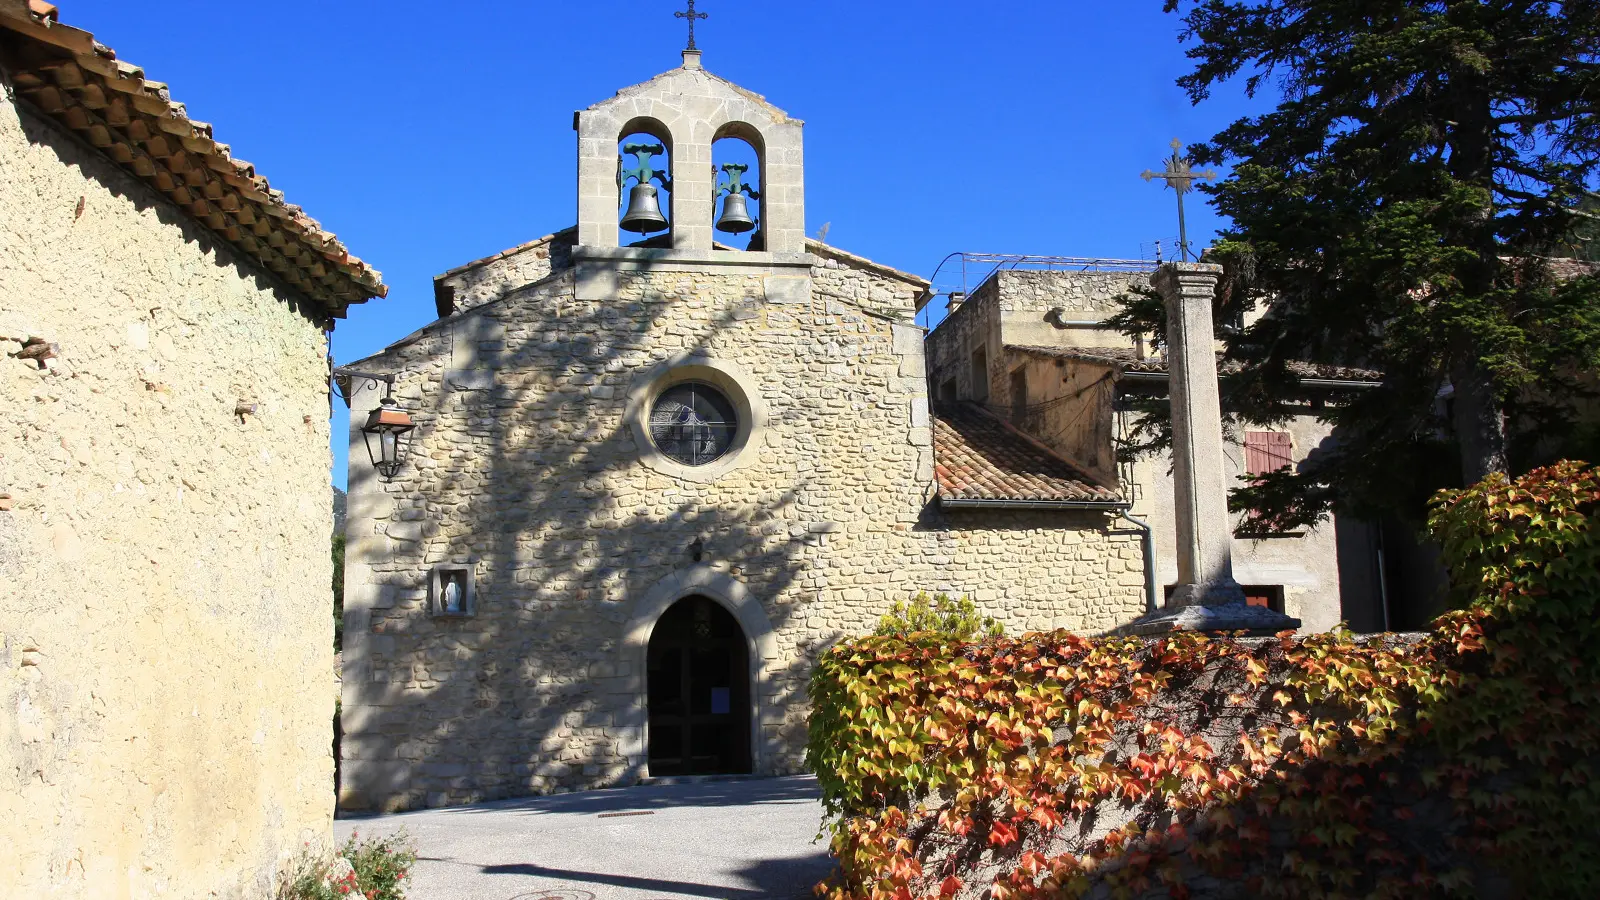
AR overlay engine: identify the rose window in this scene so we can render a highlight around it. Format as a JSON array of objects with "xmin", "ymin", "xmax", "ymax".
[{"xmin": 648, "ymin": 382, "xmax": 739, "ymax": 467}]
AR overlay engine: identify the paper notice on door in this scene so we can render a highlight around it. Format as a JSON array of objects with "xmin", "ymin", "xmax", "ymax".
[{"xmin": 710, "ymin": 687, "xmax": 731, "ymax": 715}]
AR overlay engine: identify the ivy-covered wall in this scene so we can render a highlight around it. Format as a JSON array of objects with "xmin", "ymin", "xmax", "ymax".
[{"xmin": 808, "ymin": 461, "xmax": 1600, "ymax": 899}]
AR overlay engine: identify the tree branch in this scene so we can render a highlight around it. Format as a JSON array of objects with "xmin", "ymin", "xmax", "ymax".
[
  {"xmin": 1494, "ymin": 186, "xmax": 1548, "ymax": 202},
  {"xmin": 1493, "ymin": 113, "xmax": 1550, "ymax": 126}
]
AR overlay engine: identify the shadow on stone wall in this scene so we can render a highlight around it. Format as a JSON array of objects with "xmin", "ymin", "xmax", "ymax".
[{"xmin": 342, "ymin": 257, "xmax": 841, "ymax": 812}]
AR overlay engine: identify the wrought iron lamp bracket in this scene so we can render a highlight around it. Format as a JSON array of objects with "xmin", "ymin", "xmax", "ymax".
[
  {"xmin": 330, "ymin": 366, "xmax": 396, "ymax": 409},
  {"xmin": 332, "ymin": 366, "xmax": 415, "ymax": 482}
]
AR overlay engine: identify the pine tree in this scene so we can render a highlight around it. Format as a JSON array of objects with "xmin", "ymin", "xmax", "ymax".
[
  {"xmin": 1564, "ymin": 195, "xmax": 1600, "ymax": 261},
  {"xmin": 1130, "ymin": 0, "xmax": 1600, "ymax": 529}
]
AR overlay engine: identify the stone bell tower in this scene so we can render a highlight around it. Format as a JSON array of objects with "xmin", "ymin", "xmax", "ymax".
[{"xmin": 573, "ymin": 49, "xmax": 807, "ymax": 256}]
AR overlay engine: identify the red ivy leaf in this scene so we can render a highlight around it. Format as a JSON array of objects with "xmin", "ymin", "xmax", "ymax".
[{"xmin": 990, "ymin": 821, "xmax": 1020, "ymax": 847}]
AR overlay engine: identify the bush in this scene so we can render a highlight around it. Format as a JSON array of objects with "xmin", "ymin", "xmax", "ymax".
[
  {"xmin": 807, "ymin": 462, "xmax": 1600, "ymax": 899},
  {"xmin": 279, "ymin": 830, "xmax": 415, "ymax": 900},
  {"xmin": 875, "ymin": 592, "xmax": 1003, "ymax": 641},
  {"xmin": 342, "ymin": 830, "xmax": 414, "ymax": 900}
]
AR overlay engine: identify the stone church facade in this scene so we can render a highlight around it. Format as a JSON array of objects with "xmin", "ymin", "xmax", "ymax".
[
  {"xmin": 339, "ymin": 52, "xmax": 1147, "ymax": 812},
  {"xmin": 1, "ymin": 3, "xmax": 384, "ymax": 896}
]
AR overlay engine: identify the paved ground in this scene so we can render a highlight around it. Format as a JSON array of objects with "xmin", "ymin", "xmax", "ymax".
[{"xmin": 335, "ymin": 776, "xmax": 834, "ymax": 900}]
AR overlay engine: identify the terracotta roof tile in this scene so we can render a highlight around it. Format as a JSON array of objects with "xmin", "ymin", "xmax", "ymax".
[
  {"xmin": 1546, "ymin": 257, "xmax": 1600, "ymax": 281},
  {"xmin": 431, "ymin": 228, "xmax": 931, "ymax": 319},
  {"xmin": 0, "ymin": 3, "xmax": 385, "ymax": 317},
  {"xmin": 932, "ymin": 403, "xmax": 1121, "ymax": 505},
  {"xmin": 1010, "ymin": 345, "xmax": 1382, "ymax": 383}
]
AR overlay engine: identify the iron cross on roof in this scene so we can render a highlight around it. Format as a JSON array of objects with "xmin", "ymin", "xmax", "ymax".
[
  {"xmin": 1142, "ymin": 139, "xmax": 1218, "ymax": 263},
  {"xmin": 675, "ymin": 0, "xmax": 709, "ymax": 51}
]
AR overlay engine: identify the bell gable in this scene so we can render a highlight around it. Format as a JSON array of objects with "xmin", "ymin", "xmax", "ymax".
[{"xmin": 574, "ymin": 51, "xmax": 806, "ymax": 255}]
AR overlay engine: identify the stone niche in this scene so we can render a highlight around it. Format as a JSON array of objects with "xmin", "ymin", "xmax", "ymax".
[{"xmin": 429, "ymin": 564, "xmax": 476, "ymax": 618}]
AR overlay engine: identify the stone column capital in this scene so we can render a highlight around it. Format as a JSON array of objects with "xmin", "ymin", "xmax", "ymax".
[
  {"xmin": 1151, "ymin": 260, "xmax": 1223, "ymax": 283},
  {"xmin": 1151, "ymin": 262, "xmax": 1223, "ymax": 306}
]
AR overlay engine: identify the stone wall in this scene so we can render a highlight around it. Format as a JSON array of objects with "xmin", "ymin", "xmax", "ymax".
[
  {"xmin": 1002, "ymin": 356, "xmax": 1358, "ymax": 632},
  {"xmin": 0, "ymin": 80, "xmax": 334, "ymax": 898},
  {"xmin": 1003, "ymin": 349, "xmax": 1123, "ymax": 487},
  {"xmin": 925, "ymin": 269, "xmax": 1371, "ymax": 634},
  {"xmin": 433, "ymin": 229, "xmax": 575, "ymax": 318},
  {"xmin": 992, "ymin": 269, "xmax": 1149, "ymax": 317},
  {"xmin": 926, "ymin": 269, "xmax": 1152, "ymax": 413},
  {"xmin": 1129, "ymin": 413, "xmax": 1355, "ymax": 632},
  {"xmin": 926, "ymin": 276, "xmax": 999, "ymax": 405},
  {"xmin": 340, "ymin": 252, "xmax": 1145, "ymax": 812}
]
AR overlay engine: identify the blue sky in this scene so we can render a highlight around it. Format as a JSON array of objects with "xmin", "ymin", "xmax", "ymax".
[{"xmin": 62, "ymin": 1, "xmax": 1267, "ymax": 487}]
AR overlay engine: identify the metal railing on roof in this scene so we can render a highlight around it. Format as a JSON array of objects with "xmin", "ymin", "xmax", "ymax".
[
  {"xmin": 916, "ymin": 252, "xmax": 1161, "ymax": 328},
  {"xmin": 929, "ymin": 251, "xmax": 1157, "ymax": 299}
]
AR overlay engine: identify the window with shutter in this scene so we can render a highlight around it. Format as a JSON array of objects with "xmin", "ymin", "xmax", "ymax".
[{"xmin": 1245, "ymin": 431, "xmax": 1294, "ymax": 477}]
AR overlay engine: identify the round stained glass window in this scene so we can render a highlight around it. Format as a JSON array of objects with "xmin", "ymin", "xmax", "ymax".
[{"xmin": 649, "ymin": 382, "xmax": 740, "ymax": 467}]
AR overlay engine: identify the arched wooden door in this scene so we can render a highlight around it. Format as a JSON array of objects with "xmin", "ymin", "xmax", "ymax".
[{"xmin": 646, "ymin": 595, "xmax": 752, "ymax": 776}]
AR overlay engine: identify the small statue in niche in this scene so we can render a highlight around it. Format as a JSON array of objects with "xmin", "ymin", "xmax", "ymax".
[{"xmin": 441, "ymin": 572, "xmax": 464, "ymax": 615}]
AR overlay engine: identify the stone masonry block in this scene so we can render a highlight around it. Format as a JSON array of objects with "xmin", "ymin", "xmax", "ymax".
[
  {"xmin": 385, "ymin": 522, "xmax": 423, "ymax": 542},
  {"xmin": 445, "ymin": 369, "xmax": 494, "ymax": 391},
  {"xmin": 575, "ymin": 263, "xmax": 618, "ymax": 302},
  {"xmin": 910, "ymin": 396, "xmax": 929, "ymax": 429},
  {"xmin": 891, "ymin": 324, "xmax": 924, "ymax": 355},
  {"xmin": 763, "ymin": 275, "xmax": 809, "ymax": 305}
]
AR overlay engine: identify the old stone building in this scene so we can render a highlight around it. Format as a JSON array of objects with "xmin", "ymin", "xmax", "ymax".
[
  {"xmin": 924, "ymin": 266, "xmax": 1387, "ymax": 633},
  {"xmin": 338, "ymin": 51, "xmax": 1151, "ymax": 812},
  {"xmin": 0, "ymin": 3, "xmax": 383, "ymax": 897}
]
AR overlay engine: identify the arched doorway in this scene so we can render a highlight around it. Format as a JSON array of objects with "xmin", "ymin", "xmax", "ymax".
[{"xmin": 646, "ymin": 595, "xmax": 752, "ymax": 776}]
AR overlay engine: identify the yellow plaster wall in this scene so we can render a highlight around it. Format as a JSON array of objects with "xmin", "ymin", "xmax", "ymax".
[{"xmin": 0, "ymin": 78, "xmax": 335, "ymax": 899}]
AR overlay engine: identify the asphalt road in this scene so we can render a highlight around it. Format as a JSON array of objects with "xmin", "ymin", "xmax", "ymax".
[{"xmin": 334, "ymin": 776, "xmax": 834, "ymax": 900}]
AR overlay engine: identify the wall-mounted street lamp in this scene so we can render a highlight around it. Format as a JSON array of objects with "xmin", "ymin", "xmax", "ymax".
[{"xmin": 332, "ymin": 367, "xmax": 415, "ymax": 482}]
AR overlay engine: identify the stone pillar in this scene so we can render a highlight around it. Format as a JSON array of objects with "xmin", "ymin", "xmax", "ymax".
[
  {"xmin": 1161, "ymin": 263, "xmax": 1245, "ymax": 607},
  {"xmin": 1121, "ymin": 262, "xmax": 1300, "ymax": 635}
]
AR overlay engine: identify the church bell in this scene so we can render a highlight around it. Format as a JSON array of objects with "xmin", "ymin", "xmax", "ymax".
[
  {"xmin": 715, "ymin": 192, "xmax": 755, "ymax": 234},
  {"xmin": 620, "ymin": 184, "xmax": 668, "ymax": 234},
  {"xmin": 714, "ymin": 161, "xmax": 759, "ymax": 235}
]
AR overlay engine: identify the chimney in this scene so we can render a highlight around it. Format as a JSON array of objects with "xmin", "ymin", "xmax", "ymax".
[{"xmin": 946, "ymin": 291, "xmax": 967, "ymax": 315}]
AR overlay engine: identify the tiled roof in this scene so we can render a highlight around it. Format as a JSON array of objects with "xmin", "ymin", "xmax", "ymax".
[
  {"xmin": 434, "ymin": 230, "xmax": 926, "ymax": 285},
  {"xmin": 806, "ymin": 239, "xmax": 931, "ymax": 289},
  {"xmin": 1547, "ymin": 257, "xmax": 1600, "ymax": 281},
  {"xmin": 932, "ymin": 403, "xmax": 1121, "ymax": 505},
  {"xmin": 430, "ymin": 227, "xmax": 930, "ymax": 319},
  {"xmin": 1010, "ymin": 345, "xmax": 1382, "ymax": 383},
  {"xmin": 0, "ymin": 2, "xmax": 385, "ymax": 317},
  {"xmin": 435, "ymin": 227, "xmax": 577, "ymax": 282}
]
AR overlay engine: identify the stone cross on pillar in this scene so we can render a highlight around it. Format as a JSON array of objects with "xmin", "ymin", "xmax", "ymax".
[
  {"xmin": 1163, "ymin": 263, "xmax": 1246, "ymax": 608},
  {"xmin": 1123, "ymin": 262, "xmax": 1300, "ymax": 635}
]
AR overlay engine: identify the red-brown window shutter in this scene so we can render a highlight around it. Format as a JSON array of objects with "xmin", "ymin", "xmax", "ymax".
[{"xmin": 1245, "ymin": 431, "xmax": 1294, "ymax": 476}]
